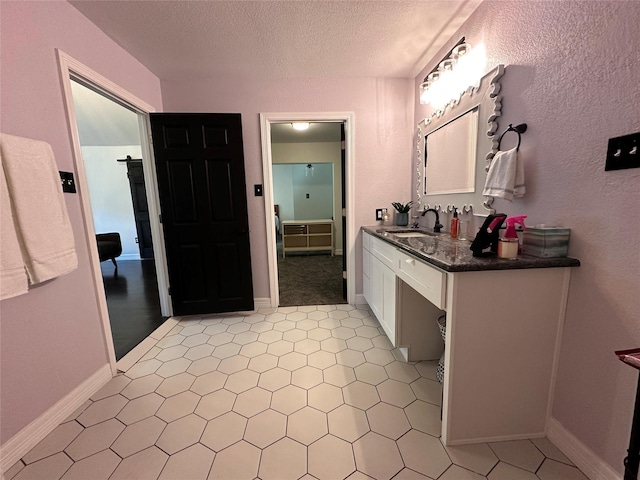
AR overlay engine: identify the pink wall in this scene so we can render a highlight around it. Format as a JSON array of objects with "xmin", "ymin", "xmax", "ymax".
[
  {"xmin": 161, "ymin": 76, "xmax": 414, "ymax": 298},
  {"xmin": 414, "ymin": 1, "xmax": 640, "ymax": 474},
  {"xmin": 0, "ymin": 1, "xmax": 162, "ymax": 443}
]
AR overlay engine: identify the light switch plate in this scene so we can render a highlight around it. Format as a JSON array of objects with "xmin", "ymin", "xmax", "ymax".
[
  {"xmin": 376, "ymin": 208, "xmax": 384, "ymax": 220},
  {"xmin": 59, "ymin": 171, "xmax": 76, "ymax": 193},
  {"xmin": 605, "ymin": 132, "xmax": 639, "ymax": 171}
]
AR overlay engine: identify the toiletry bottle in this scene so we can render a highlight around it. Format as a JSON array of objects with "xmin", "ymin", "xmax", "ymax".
[
  {"xmin": 450, "ymin": 208, "xmax": 459, "ymax": 239},
  {"xmin": 498, "ymin": 215, "xmax": 527, "ymax": 259}
]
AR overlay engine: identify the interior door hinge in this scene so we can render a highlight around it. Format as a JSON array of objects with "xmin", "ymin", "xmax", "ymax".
[
  {"xmin": 342, "ymin": 208, "xmax": 346, "ymax": 217},
  {"xmin": 343, "ymin": 271, "xmax": 347, "ymax": 279}
]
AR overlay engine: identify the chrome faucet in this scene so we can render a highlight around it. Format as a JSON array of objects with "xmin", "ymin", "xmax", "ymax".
[{"xmin": 421, "ymin": 208, "xmax": 443, "ymax": 233}]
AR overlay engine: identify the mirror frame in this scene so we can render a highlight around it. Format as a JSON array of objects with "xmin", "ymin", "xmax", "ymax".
[{"xmin": 416, "ymin": 64, "xmax": 505, "ymax": 216}]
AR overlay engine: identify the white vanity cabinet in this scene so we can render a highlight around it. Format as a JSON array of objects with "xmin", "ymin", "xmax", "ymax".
[
  {"xmin": 362, "ymin": 232, "xmax": 397, "ymax": 345},
  {"xmin": 361, "ymin": 228, "xmax": 578, "ymax": 446}
]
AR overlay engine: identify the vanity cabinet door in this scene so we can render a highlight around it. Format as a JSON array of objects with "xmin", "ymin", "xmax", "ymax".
[
  {"xmin": 370, "ymin": 254, "xmax": 397, "ymax": 345},
  {"xmin": 363, "ymin": 248, "xmax": 371, "ymax": 303}
]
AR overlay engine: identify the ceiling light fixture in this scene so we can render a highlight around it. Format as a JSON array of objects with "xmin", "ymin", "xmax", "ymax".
[{"xmin": 291, "ymin": 122, "xmax": 310, "ymax": 131}]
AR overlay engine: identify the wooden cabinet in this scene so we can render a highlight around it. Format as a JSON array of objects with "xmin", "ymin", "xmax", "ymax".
[{"xmin": 281, "ymin": 220, "xmax": 333, "ymax": 257}]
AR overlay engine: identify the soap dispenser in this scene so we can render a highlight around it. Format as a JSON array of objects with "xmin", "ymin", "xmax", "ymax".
[{"xmin": 450, "ymin": 208, "xmax": 459, "ymax": 239}]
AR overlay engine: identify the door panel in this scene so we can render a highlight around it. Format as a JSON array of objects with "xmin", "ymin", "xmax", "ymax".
[
  {"xmin": 151, "ymin": 113, "xmax": 253, "ymax": 315},
  {"xmin": 126, "ymin": 161, "xmax": 154, "ymax": 259}
]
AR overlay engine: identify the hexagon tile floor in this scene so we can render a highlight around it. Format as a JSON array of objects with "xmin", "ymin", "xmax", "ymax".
[{"xmin": 6, "ymin": 305, "xmax": 590, "ymax": 480}]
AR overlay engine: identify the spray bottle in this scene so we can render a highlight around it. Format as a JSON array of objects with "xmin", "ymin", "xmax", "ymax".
[{"xmin": 498, "ymin": 215, "xmax": 527, "ymax": 259}]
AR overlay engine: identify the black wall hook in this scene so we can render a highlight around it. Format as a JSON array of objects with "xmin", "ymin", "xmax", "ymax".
[{"xmin": 497, "ymin": 123, "xmax": 528, "ymax": 151}]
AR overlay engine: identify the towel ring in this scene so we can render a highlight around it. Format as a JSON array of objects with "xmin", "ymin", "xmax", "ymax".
[{"xmin": 497, "ymin": 123, "xmax": 528, "ymax": 151}]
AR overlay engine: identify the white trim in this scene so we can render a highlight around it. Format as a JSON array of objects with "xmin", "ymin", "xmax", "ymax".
[
  {"xmin": 56, "ymin": 50, "xmax": 172, "ymax": 375},
  {"xmin": 260, "ymin": 112, "xmax": 356, "ymax": 307},
  {"xmin": 254, "ymin": 297, "xmax": 273, "ymax": 310},
  {"xmin": 545, "ymin": 269, "xmax": 572, "ymax": 429},
  {"xmin": 0, "ymin": 364, "xmax": 112, "ymax": 473},
  {"xmin": 355, "ymin": 293, "xmax": 368, "ymax": 305},
  {"xmin": 547, "ymin": 417, "xmax": 622, "ymax": 480},
  {"xmin": 444, "ymin": 432, "xmax": 546, "ymax": 446}
]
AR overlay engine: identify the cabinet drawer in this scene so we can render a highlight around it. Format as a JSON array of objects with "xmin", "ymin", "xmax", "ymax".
[
  {"xmin": 309, "ymin": 235, "xmax": 331, "ymax": 247},
  {"xmin": 283, "ymin": 224, "xmax": 306, "ymax": 235},
  {"xmin": 397, "ymin": 251, "xmax": 446, "ymax": 309},
  {"xmin": 370, "ymin": 236, "xmax": 397, "ymax": 270},
  {"xmin": 308, "ymin": 223, "xmax": 332, "ymax": 234}
]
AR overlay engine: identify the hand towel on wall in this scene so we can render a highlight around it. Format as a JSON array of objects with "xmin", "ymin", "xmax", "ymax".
[
  {"xmin": 0, "ymin": 164, "xmax": 29, "ymax": 300},
  {"xmin": 482, "ymin": 147, "xmax": 525, "ymax": 201},
  {"xmin": 0, "ymin": 133, "xmax": 77, "ymax": 288}
]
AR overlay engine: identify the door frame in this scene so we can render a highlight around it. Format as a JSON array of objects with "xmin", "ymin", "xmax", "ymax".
[
  {"xmin": 56, "ymin": 50, "xmax": 172, "ymax": 372},
  {"xmin": 259, "ymin": 112, "xmax": 356, "ymax": 307}
]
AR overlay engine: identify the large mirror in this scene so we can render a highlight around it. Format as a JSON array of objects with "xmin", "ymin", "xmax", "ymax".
[{"xmin": 416, "ymin": 64, "xmax": 504, "ymax": 216}]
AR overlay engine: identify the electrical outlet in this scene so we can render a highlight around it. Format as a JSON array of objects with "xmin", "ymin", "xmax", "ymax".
[{"xmin": 376, "ymin": 208, "xmax": 384, "ymax": 220}]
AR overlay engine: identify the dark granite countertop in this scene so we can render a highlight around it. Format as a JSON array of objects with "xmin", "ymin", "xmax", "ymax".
[{"xmin": 362, "ymin": 226, "xmax": 580, "ymax": 273}]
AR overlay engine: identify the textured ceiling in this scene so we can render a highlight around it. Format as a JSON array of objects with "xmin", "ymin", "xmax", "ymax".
[{"xmin": 69, "ymin": 0, "xmax": 482, "ymax": 81}]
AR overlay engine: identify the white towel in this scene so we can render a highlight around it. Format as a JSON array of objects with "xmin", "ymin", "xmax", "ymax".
[
  {"xmin": 483, "ymin": 147, "xmax": 525, "ymax": 202},
  {"xmin": 0, "ymin": 163, "xmax": 29, "ymax": 300},
  {"xmin": 0, "ymin": 133, "xmax": 77, "ymax": 286}
]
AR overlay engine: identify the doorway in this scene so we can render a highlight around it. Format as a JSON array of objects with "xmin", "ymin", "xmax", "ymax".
[
  {"xmin": 69, "ymin": 78, "xmax": 166, "ymax": 360},
  {"xmin": 260, "ymin": 113, "xmax": 356, "ymax": 308},
  {"xmin": 58, "ymin": 49, "xmax": 171, "ymax": 369}
]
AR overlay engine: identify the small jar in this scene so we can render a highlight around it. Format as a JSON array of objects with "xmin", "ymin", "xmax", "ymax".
[{"xmin": 498, "ymin": 238, "xmax": 519, "ymax": 259}]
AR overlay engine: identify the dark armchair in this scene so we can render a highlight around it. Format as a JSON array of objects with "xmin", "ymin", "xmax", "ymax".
[{"xmin": 96, "ymin": 232, "xmax": 122, "ymax": 272}]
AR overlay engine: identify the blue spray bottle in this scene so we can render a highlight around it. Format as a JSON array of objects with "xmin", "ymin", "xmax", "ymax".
[{"xmin": 498, "ymin": 215, "xmax": 527, "ymax": 259}]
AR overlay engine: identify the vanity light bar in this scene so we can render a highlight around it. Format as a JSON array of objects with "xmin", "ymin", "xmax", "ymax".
[{"xmin": 421, "ymin": 37, "xmax": 466, "ymax": 85}]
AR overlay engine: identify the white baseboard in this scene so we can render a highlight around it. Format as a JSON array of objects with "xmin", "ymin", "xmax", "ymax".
[
  {"xmin": 355, "ymin": 293, "xmax": 368, "ymax": 305},
  {"xmin": 254, "ymin": 297, "xmax": 272, "ymax": 309},
  {"xmin": 0, "ymin": 364, "xmax": 112, "ymax": 473},
  {"xmin": 547, "ymin": 416, "xmax": 622, "ymax": 480}
]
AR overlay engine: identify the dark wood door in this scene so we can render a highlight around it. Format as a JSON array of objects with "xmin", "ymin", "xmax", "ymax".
[
  {"xmin": 126, "ymin": 160, "xmax": 154, "ymax": 259},
  {"xmin": 150, "ymin": 113, "xmax": 254, "ymax": 315}
]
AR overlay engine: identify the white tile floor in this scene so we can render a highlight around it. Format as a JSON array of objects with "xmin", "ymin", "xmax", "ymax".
[{"xmin": 6, "ymin": 305, "xmax": 590, "ymax": 480}]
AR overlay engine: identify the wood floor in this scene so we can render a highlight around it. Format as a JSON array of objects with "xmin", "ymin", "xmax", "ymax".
[{"xmin": 101, "ymin": 259, "xmax": 167, "ymax": 360}]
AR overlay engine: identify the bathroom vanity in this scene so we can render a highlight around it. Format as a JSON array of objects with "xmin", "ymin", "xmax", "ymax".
[{"xmin": 362, "ymin": 225, "xmax": 580, "ymax": 446}]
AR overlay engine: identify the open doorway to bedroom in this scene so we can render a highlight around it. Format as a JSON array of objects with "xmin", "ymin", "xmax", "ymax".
[
  {"xmin": 69, "ymin": 78, "xmax": 167, "ymax": 360},
  {"xmin": 273, "ymin": 159, "xmax": 344, "ymax": 306},
  {"xmin": 265, "ymin": 119, "xmax": 351, "ymax": 307}
]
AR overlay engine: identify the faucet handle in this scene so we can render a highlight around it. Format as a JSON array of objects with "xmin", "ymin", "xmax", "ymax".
[{"xmin": 434, "ymin": 222, "xmax": 443, "ymax": 233}]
